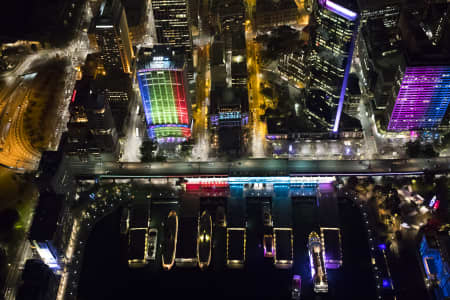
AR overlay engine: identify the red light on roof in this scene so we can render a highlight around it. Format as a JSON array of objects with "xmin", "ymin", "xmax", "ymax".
[
  {"xmin": 71, "ymin": 90, "xmax": 77, "ymax": 103},
  {"xmin": 434, "ymin": 200, "xmax": 440, "ymax": 210}
]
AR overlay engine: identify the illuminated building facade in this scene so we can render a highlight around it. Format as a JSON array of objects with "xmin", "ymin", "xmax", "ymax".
[
  {"xmin": 419, "ymin": 233, "xmax": 450, "ymax": 300},
  {"xmin": 151, "ymin": 0, "xmax": 193, "ymax": 76},
  {"xmin": 209, "ymin": 87, "xmax": 248, "ymax": 155},
  {"xmin": 307, "ymin": 0, "xmax": 359, "ymax": 132},
  {"xmin": 88, "ymin": 0, "xmax": 134, "ymax": 74},
  {"xmin": 137, "ymin": 47, "xmax": 192, "ymax": 142},
  {"xmin": 387, "ymin": 66, "xmax": 450, "ymax": 131}
]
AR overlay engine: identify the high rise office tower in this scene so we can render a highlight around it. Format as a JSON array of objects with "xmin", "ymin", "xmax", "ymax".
[
  {"xmin": 151, "ymin": 0, "xmax": 193, "ymax": 76},
  {"xmin": 88, "ymin": 0, "xmax": 134, "ymax": 75},
  {"xmin": 214, "ymin": 0, "xmax": 247, "ymax": 88},
  {"xmin": 136, "ymin": 46, "xmax": 192, "ymax": 143},
  {"xmin": 306, "ymin": 0, "xmax": 359, "ymax": 132}
]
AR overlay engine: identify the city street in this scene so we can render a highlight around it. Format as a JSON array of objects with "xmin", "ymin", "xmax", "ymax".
[
  {"xmin": 0, "ymin": 1, "xmax": 90, "ymax": 171},
  {"xmin": 245, "ymin": 0, "xmax": 267, "ymax": 158},
  {"xmin": 191, "ymin": 44, "xmax": 211, "ymax": 161}
]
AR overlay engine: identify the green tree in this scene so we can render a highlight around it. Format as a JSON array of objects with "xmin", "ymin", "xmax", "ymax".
[{"xmin": 0, "ymin": 209, "xmax": 19, "ymax": 237}]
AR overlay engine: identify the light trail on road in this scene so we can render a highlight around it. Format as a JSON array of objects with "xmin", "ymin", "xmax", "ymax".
[
  {"xmin": 191, "ymin": 44, "xmax": 211, "ymax": 161},
  {"xmin": 245, "ymin": 2, "xmax": 267, "ymax": 158}
]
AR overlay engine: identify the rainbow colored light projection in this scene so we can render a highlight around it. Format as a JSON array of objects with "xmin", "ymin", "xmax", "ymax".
[
  {"xmin": 137, "ymin": 64, "xmax": 191, "ymax": 141},
  {"xmin": 388, "ymin": 66, "xmax": 450, "ymax": 131}
]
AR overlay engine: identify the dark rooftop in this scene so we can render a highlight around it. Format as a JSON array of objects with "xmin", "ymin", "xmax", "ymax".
[
  {"xmin": 256, "ymin": 0, "xmax": 298, "ymax": 11},
  {"xmin": 176, "ymin": 216, "xmax": 198, "ymax": 259},
  {"xmin": 129, "ymin": 204, "xmax": 149, "ymax": 228},
  {"xmin": 29, "ymin": 192, "xmax": 64, "ymax": 242},
  {"xmin": 129, "ymin": 229, "xmax": 146, "ymax": 260},
  {"xmin": 347, "ymin": 73, "xmax": 361, "ymax": 96},
  {"xmin": 227, "ymin": 229, "xmax": 245, "ymax": 260},
  {"xmin": 357, "ymin": 0, "xmax": 400, "ymax": 10},
  {"xmin": 123, "ymin": 0, "xmax": 147, "ymax": 27},
  {"xmin": 399, "ymin": 8, "xmax": 450, "ymax": 66},
  {"xmin": 210, "ymin": 87, "xmax": 249, "ymax": 115},
  {"xmin": 274, "ymin": 229, "xmax": 292, "ymax": 260}
]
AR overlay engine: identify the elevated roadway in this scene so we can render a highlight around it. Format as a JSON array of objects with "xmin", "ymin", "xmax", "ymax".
[{"xmin": 66, "ymin": 157, "xmax": 450, "ymax": 178}]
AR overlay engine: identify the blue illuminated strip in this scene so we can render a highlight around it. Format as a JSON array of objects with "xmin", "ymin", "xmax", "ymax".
[
  {"xmin": 322, "ymin": 0, "xmax": 357, "ymax": 21},
  {"xmin": 137, "ymin": 72, "xmax": 154, "ymax": 138},
  {"xmin": 137, "ymin": 68, "xmax": 182, "ymax": 73},
  {"xmin": 150, "ymin": 124, "xmax": 190, "ymax": 128}
]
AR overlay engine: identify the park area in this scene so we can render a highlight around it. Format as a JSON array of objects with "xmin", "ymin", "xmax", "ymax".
[
  {"xmin": 0, "ymin": 168, "xmax": 37, "ymax": 292},
  {"xmin": 23, "ymin": 58, "xmax": 67, "ymax": 151}
]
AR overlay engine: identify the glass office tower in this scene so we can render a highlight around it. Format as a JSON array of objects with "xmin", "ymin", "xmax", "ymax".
[{"xmin": 307, "ymin": 0, "xmax": 359, "ymax": 132}]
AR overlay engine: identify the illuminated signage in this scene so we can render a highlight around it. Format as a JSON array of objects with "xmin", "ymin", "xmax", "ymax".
[
  {"xmin": 96, "ymin": 25, "xmax": 114, "ymax": 29},
  {"xmin": 33, "ymin": 241, "xmax": 60, "ymax": 269},
  {"xmin": 319, "ymin": 0, "xmax": 357, "ymax": 21}
]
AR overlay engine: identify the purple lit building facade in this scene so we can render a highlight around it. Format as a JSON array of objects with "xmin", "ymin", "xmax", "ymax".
[{"xmin": 388, "ymin": 66, "xmax": 450, "ymax": 131}]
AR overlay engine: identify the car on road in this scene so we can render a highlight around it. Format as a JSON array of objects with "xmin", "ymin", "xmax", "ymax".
[
  {"xmin": 147, "ymin": 228, "xmax": 158, "ymax": 261},
  {"xmin": 291, "ymin": 275, "xmax": 301, "ymax": 299}
]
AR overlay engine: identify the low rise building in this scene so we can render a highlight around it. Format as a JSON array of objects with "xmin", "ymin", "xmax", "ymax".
[
  {"xmin": 65, "ymin": 78, "xmax": 120, "ymax": 162},
  {"xmin": 123, "ymin": 0, "xmax": 148, "ymax": 43},
  {"xmin": 16, "ymin": 259, "xmax": 58, "ymax": 300},
  {"xmin": 210, "ymin": 87, "xmax": 249, "ymax": 156},
  {"xmin": 255, "ymin": 0, "xmax": 300, "ymax": 32}
]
